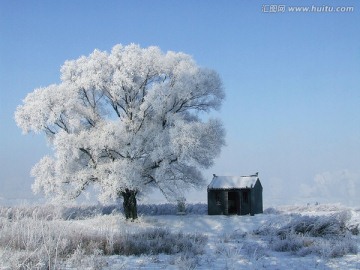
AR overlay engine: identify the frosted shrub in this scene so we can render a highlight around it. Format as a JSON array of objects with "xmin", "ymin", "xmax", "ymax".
[
  {"xmin": 277, "ymin": 211, "xmax": 351, "ymax": 238},
  {"xmin": 255, "ymin": 211, "xmax": 358, "ymax": 258},
  {"xmin": 215, "ymin": 245, "xmax": 242, "ymax": 258},
  {"xmin": 271, "ymin": 234, "xmax": 306, "ymax": 253},
  {"xmin": 263, "ymin": 207, "xmax": 282, "ymax": 215},
  {"xmin": 242, "ymin": 241, "xmax": 267, "ymax": 260},
  {"xmin": 172, "ymin": 252, "xmax": 200, "ymax": 270},
  {"xmin": 66, "ymin": 247, "xmax": 107, "ymax": 270},
  {"xmin": 177, "ymin": 198, "xmax": 186, "ymax": 214},
  {"xmin": 112, "ymin": 229, "xmax": 207, "ymax": 256}
]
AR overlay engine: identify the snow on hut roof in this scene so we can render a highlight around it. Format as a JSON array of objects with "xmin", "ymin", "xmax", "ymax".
[{"xmin": 208, "ymin": 175, "xmax": 259, "ymax": 189}]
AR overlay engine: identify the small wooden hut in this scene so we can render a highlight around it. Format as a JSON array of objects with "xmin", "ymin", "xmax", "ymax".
[{"xmin": 207, "ymin": 173, "xmax": 263, "ymax": 216}]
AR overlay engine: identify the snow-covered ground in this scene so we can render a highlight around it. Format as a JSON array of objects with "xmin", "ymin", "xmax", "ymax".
[{"xmin": 1, "ymin": 203, "xmax": 359, "ymax": 269}]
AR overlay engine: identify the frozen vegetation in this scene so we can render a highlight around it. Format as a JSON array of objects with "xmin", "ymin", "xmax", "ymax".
[
  {"xmin": 15, "ymin": 44, "xmax": 225, "ymax": 219},
  {"xmin": 0, "ymin": 203, "xmax": 359, "ymax": 269}
]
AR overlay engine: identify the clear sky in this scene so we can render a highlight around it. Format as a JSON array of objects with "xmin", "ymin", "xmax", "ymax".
[{"xmin": 1, "ymin": 0, "xmax": 359, "ymax": 206}]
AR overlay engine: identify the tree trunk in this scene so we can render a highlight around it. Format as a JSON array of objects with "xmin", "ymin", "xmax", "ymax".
[{"xmin": 121, "ymin": 189, "xmax": 138, "ymax": 220}]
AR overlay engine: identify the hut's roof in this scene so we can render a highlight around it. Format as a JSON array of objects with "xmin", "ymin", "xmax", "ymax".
[{"xmin": 208, "ymin": 175, "xmax": 259, "ymax": 190}]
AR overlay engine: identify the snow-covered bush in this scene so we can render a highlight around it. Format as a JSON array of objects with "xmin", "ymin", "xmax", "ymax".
[
  {"xmin": 112, "ymin": 228, "xmax": 207, "ymax": 256},
  {"xmin": 215, "ymin": 231, "xmax": 267, "ymax": 262},
  {"xmin": 277, "ymin": 210, "xmax": 351, "ymax": 238},
  {"xmin": 255, "ymin": 211, "xmax": 358, "ymax": 258},
  {"xmin": 172, "ymin": 252, "xmax": 200, "ymax": 270},
  {"xmin": 66, "ymin": 247, "xmax": 107, "ymax": 270},
  {"xmin": 263, "ymin": 207, "xmax": 282, "ymax": 215}
]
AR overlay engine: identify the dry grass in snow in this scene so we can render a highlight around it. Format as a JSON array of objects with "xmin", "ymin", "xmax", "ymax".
[{"xmin": 0, "ymin": 203, "xmax": 359, "ymax": 270}]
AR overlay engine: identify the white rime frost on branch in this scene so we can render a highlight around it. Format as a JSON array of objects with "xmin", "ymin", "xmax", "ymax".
[{"xmin": 15, "ymin": 44, "xmax": 226, "ymax": 203}]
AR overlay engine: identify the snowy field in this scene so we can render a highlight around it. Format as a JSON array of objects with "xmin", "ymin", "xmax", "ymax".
[{"xmin": 0, "ymin": 203, "xmax": 359, "ymax": 269}]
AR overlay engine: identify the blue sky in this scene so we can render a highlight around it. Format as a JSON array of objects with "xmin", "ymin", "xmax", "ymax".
[{"xmin": 1, "ymin": 0, "xmax": 359, "ymax": 206}]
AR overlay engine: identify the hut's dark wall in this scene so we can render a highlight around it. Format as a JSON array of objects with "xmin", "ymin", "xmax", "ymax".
[
  {"xmin": 239, "ymin": 189, "xmax": 250, "ymax": 215},
  {"xmin": 208, "ymin": 190, "xmax": 225, "ymax": 215},
  {"xmin": 250, "ymin": 180, "xmax": 263, "ymax": 215}
]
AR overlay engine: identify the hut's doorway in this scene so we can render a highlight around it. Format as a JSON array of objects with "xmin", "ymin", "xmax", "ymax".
[{"xmin": 228, "ymin": 191, "xmax": 239, "ymax": 214}]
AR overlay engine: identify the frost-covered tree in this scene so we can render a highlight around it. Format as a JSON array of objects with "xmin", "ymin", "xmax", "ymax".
[{"xmin": 15, "ymin": 44, "xmax": 225, "ymax": 219}]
